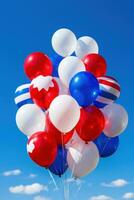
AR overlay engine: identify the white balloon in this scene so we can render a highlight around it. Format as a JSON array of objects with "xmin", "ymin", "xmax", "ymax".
[
  {"xmin": 58, "ymin": 56, "xmax": 85, "ymax": 87},
  {"xmin": 102, "ymin": 103, "xmax": 128, "ymax": 137},
  {"xmin": 67, "ymin": 141, "xmax": 99, "ymax": 178},
  {"xmin": 49, "ymin": 95, "xmax": 80, "ymax": 133},
  {"xmin": 54, "ymin": 77, "xmax": 68, "ymax": 95},
  {"xmin": 52, "ymin": 28, "xmax": 77, "ymax": 57},
  {"xmin": 16, "ymin": 104, "xmax": 45, "ymax": 137},
  {"xmin": 75, "ymin": 36, "xmax": 99, "ymax": 58}
]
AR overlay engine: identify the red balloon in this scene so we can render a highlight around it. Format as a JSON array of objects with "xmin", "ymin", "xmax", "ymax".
[
  {"xmin": 24, "ymin": 52, "xmax": 53, "ymax": 80},
  {"xmin": 30, "ymin": 76, "xmax": 59, "ymax": 109},
  {"xmin": 76, "ymin": 106, "xmax": 105, "ymax": 142},
  {"xmin": 45, "ymin": 113, "xmax": 74, "ymax": 145},
  {"xmin": 27, "ymin": 131, "xmax": 57, "ymax": 167},
  {"xmin": 83, "ymin": 53, "xmax": 107, "ymax": 77}
]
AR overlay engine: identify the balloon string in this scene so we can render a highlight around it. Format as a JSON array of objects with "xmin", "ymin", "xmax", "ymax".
[
  {"xmin": 100, "ymin": 137, "xmax": 111, "ymax": 156},
  {"xmin": 61, "ymin": 134, "xmax": 67, "ymax": 200},
  {"xmin": 47, "ymin": 169, "xmax": 59, "ymax": 190},
  {"xmin": 67, "ymin": 178, "xmax": 70, "ymax": 200},
  {"xmin": 70, "ymin": 139, "xmax": 85, "ymax": 179},
  {"xmin": 70, "ymin": 163, "xmax": 75, "ymax": 179},
  {"xmin": 69, "ymin": 133, "xmax": 86, "ymax": 198}
]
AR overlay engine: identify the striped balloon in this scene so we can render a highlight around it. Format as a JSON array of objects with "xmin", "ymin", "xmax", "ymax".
[
  {"xmin": 15, "ymin": 84, "xmax": 33, "ymax": 108},
  {"xmin": 94, "ymin": 76, "xmax": 120, "ymax": 108}
]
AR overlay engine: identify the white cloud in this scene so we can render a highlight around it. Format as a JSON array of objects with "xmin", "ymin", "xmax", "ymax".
[
  {"xmin": 101, "ymin": 179, "xmax": 128, "ymax": 188},
  {"xmin": 3, "ymin": 169, "xmax": 21, "ymax": 176},
  {"xmin": 90, "ymin": 195, "xmax": 113, "ymax": 200},
  {"xmin": 9, "ymin": 183, "xmax": 48, "ymax": 195},
  {"xmin": 34, "ymin": 195, "xmax": 51, "ymax": 200},
  {"xmin": 123, "ymin": 193, "xmax": 134, "ymax": 199},
  {"xmin": 29, "ymin": 174, "xmax": 38, "ymax": 178}
]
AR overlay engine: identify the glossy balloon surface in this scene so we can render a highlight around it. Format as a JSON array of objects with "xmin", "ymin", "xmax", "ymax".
[
  {"xmin": 94, "ymin": 133, "xmax": 119, "ymax": 157},
  {"xmin": 24, "ymin": 52, "xmax": 53, "ymax": 80},
  {"xmin": 76, "ymin": 106, "xmax": 105, "ymax": 142},
  {"xmin": 15, "ymin": 84, "xmax": 33, "ymax": 108},
  {"xmin": 58, "ymin": 56, "xmax": 85, "ymax": 87},
  {"xmin": 75, "ymin": 36, "xmax": 99, "ymax": 58},
  {"xmin": 16, "ymin": 104, "xmax": 46, "ymax": 137},
  {"xmin": 69, "ymin": 71, "xmax": 100, "ymax": 107},
  {"xmin": 83, "ymin": 54, "xmax": 107, "ymax": 77},
  {"xmin": 49, "ymin": 95, "xmax": 80, "ymax": 133},
  {"xmin": 67, "ymin": 141, "xmax": 99, "ymax": 178},
  {"xmin": 30, "ymin": 75, "xmax": 59, "ymax": 109},
  {"xmin": 102, "ymin": 103, "xmax": 128, "ymax": 137},
  {"xmin": 27, "ymin": 131, "xmax": 57, "ymax": 167},
  {"xmin": 49, "ymin": 146, "xmax": 68, "ymax": 176},
  {"xmin": 46, "ymin": 113, "xmax": 74, "ymax": 145},
  {"xmin": 52, "ymin": 28, "xmax": 77, "ymax": 57}
]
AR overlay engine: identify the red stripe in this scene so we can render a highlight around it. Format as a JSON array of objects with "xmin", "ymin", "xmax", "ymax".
[{"xmin": 99, "ymin": 79, "xmax": 120, "ymax": 91}]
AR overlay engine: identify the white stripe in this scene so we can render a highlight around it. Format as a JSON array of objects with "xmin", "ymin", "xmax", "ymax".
[
  {"xmin": 96, "ymin": 96, "xmax": 113, "ymax": 104},
  {"xmin": 98, "ymin": 77, "xmax": 120, "ymax": 87},
  {"xmin": 15, "ymin": 93, "xmax": 31, "ymax": 104},
  {"xmin": 99, "ymin": 84, "xmax": 120, "ymax": 97},
  {"xmin": 15, "ymin": 84, "xmax": 30, "ymax": 93}
]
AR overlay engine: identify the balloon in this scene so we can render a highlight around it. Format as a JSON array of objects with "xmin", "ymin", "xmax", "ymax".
[
  {"xmin": 15, "ymin": 84, "xmax": 33, "ymax": 108},
  {"xmin": 46, "ymin": 113, "xmax": 74, "ymax": 145},
  {"xmin": 76, "ymin": 106, "xmax": 105, "ymax": 142},
  {"xmin": 27, "ymin": 131, "xmax": 57, "ymax": 167},
  {"xmin": 30, "ymin": 75, "xmax": 59, "ymax": 109},
  {"xmin": 54, "ymin": 78, "xmax": 68, "ymax": 95},
  {"xmin": 16, "ymin": 104, "xmax": 46, "ymax": 137},
  {"xmin": 94, "ymin": 133, "xmax": 119, "ymax": 158},
  {"xmin": 94, "ymin": 76, "xmax": 120, "ymax": 108},
  {"xmin": 75, "ymin": 36, "xmax": 99, "ymax": 58},
  {"xmin": 83, "ymin": 53, "xmax": 107, "ymax": 77},
  {"xmin": 65, "ymin": 130, "xmax": 83, "ymax": 149},
  {"xmin": 69, "ymin": 71, "xmax": 100, "ymax": 107},
  {"xmin": 49, "ymin": 95, "xmax": 80, "ymax": 133},
  {"xmin": 49, "ymin": 146, "xmax": 68, "ymax": 176},
  {"xmin": 51, "ymin": 54, "xmax": 63, "ymax": 77},
  {"xmin": 51, "ymin": 28, "xmax": 77, "ymax": 57},
  {"xmin": 24, "ymin": 52, "xmax": 53, "ymax": 80},
  {"xmin": 67, "ymin": 141, "xmax": 99, "ymax": 178},
  {"xmin": 102, "ymin": 103, "xmax": 128, "ymax": 137},
  {"xmin": 58, "ymin": 56, "xmax": 85, "ymax": 87}
]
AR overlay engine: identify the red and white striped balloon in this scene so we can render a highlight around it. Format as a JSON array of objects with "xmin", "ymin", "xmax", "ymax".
[{"xmin": 94, "ymin": 76, "xmax": 120, "ymax": 108}]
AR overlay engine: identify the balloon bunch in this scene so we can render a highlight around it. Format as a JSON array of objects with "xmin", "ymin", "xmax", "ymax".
[{"xmin": 15, "ymin": 28, "xmax": 128, "ymax": 179}]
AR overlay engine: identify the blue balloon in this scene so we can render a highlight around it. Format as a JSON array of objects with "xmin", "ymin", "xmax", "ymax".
[
  {"xmin": 51, "ymin": 54, "xmax": 63, "ymax": 77},
  {"xmin": 49, "ymin": 146, "xmax": 68, "ymax": 176},
  {"xmin": 69, "ymin": 71, "xmax": 100, "ymax": 107},
  {"xmin": 94, "ymin": 133, "xmax": 119, "ymax": 158}
]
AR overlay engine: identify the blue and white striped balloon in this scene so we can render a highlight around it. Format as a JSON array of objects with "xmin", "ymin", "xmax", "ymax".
[{"xmin": 15, "ymin": 84, "xmax": 33, "ymax": 108}]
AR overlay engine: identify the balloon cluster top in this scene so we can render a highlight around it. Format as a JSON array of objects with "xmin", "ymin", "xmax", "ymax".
[{"xmin": 52, "ymin": 28, "xmax": 99, "ymax": 58}]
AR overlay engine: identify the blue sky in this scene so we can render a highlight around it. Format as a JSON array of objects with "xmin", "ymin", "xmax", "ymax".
[{"xmin": 0, "ymin": 0, "xmax": 134, "ymax": 200}]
